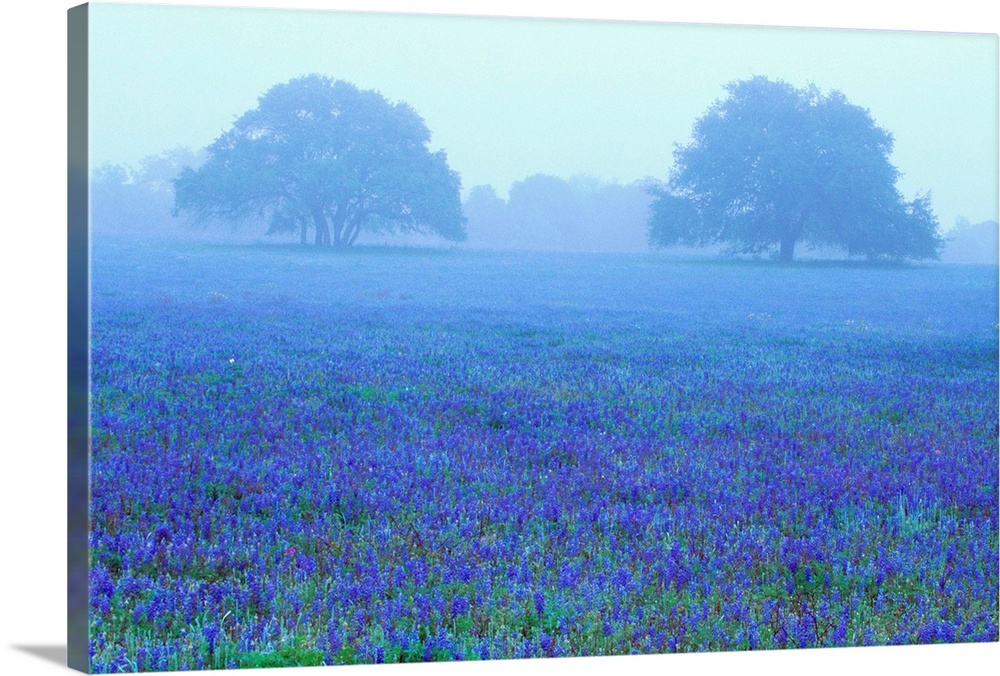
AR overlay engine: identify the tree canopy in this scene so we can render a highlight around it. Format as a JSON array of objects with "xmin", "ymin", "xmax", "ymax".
[
  {"xmin": 174, "ymin": 74, "xmax": 466, "ymax": 247},
  {"xmin": 648, "ymin": 76, "xmax": 942, "ymax": 261}
]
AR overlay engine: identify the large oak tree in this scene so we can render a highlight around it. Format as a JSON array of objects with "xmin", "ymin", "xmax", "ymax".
[
  {"xmin": 648, "ymin": 76, "xmax": 942, "ymax": 262},
  {"xmin": 174, "ymin": 74, "xmax": 465, "ymax": 247}
]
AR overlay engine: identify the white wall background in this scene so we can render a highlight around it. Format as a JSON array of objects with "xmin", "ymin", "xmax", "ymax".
[{"xmin": 1, "ymin": 2, "xmax": 997, "ymax": 676}]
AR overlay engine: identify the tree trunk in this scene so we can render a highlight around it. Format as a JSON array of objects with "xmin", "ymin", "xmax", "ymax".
[
  {"xmin": 312, "ymin": 208, "xmax": 330, "ymax": 246},
  {"xmin": 332, "ymin": 211, "xmax": 345, "ymax": 247},
  {"xmin": 343, "ymin": 219, "xmax": 362, "ymax": 247},
  {"xmin": 347, "ymin": 223, "xmax": 362, "ymax": 247},
  {"xmin": 778, "ymin": 209, "xmax": 808, "ymax": 263},
  {"xmin": 778, "ymin": 237, "xmax": 795, "ymax": 263},
  {"xmin": 343, "ymin": 210, "xmax": 368, "ymax": 247},
  {"xmin": 300, "ymin": 221, "xmax": 307, "ymax": 245},
  {"xmin": 779, "ymin": 234, "xmax": 796, "ymax": 262}
]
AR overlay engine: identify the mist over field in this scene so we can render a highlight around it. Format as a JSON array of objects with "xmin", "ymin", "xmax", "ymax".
[
  {"xmin": 940, "ymin": 219, "xmax": 1000, "ymax": 265},
  {"xmin": 90, "ymin": 160, "xmax": 998, "ymax": 264}
]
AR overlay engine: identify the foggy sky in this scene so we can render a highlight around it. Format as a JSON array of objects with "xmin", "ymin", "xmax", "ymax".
[{"xmin": 88, "ymin": 1, "xmax": 998, "ymax": 231}]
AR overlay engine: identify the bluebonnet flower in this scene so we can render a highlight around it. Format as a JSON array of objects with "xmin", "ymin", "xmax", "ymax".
[
  {"xmin": 452, "ymin": 594, "xmax": 470, "ymax": 618},
  {"xmin": 527, "ymin": 588, "xmax": 544, "ymax": 616},
  {"xmin": 774, "ymin": 622, "xmax": 789, "ymax": 648}
]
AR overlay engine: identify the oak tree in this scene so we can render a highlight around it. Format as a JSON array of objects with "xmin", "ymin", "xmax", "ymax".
[
  {"xmin": 648, "ymin": 76, "xmax": 942, "ymax": 261},
  {"xmin": 174, "ymin": 74, "xmax": 465, "ymax": 247}
]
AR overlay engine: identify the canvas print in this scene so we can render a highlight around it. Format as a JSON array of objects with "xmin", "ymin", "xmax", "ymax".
[{"xmin": 67, "ymin": 2, "xmax": 999, "ymax": 673}]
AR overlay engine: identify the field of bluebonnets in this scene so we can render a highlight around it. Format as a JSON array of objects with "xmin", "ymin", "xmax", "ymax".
[{"xmin": 88, "ymin": 235, "xmax": 999, "ymax": 672}]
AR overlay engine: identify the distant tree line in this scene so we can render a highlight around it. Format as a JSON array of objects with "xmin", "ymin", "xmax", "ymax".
[
  {"xmin": 941, "ymin": 217, "xmax": 999, "ymax": 265},
  {"xmin": 462, "ymin": 175, "xmax": 654, "ymax": 252},
  {"xmin": 91, "ymin": 147, "xmax": 205, "ymax": 233}
]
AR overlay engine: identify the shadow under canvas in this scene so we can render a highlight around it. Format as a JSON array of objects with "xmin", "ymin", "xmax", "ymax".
[{"xmin": 12, "ymin": 644, "xmax": 68, "ymax": 668}]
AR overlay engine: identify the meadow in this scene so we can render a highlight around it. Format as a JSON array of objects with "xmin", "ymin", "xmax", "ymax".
[{"xmin": 87, "ymin": 236, "xmax": 998, "ymax": 672}]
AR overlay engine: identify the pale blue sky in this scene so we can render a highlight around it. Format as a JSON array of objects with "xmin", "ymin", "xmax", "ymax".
[{"xmin": 88, "ymin": 1, "xmax": 998, "ymax": 229}]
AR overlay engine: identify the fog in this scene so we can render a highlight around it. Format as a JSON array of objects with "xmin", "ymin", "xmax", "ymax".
[
  {"xmin": 91, "ymin": 152, "xmax": 998, "ymax": 263},
  {"xmin": 940, "ymin": 219, "xmax": 1000, "ymax": 265},
  {"xmin": 87, "ymin": 2, "xmax": 998, "ymax": 258},
  {"xmin": 89, "ymin": 4, "xmax": 998, "ymax": 218}
]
